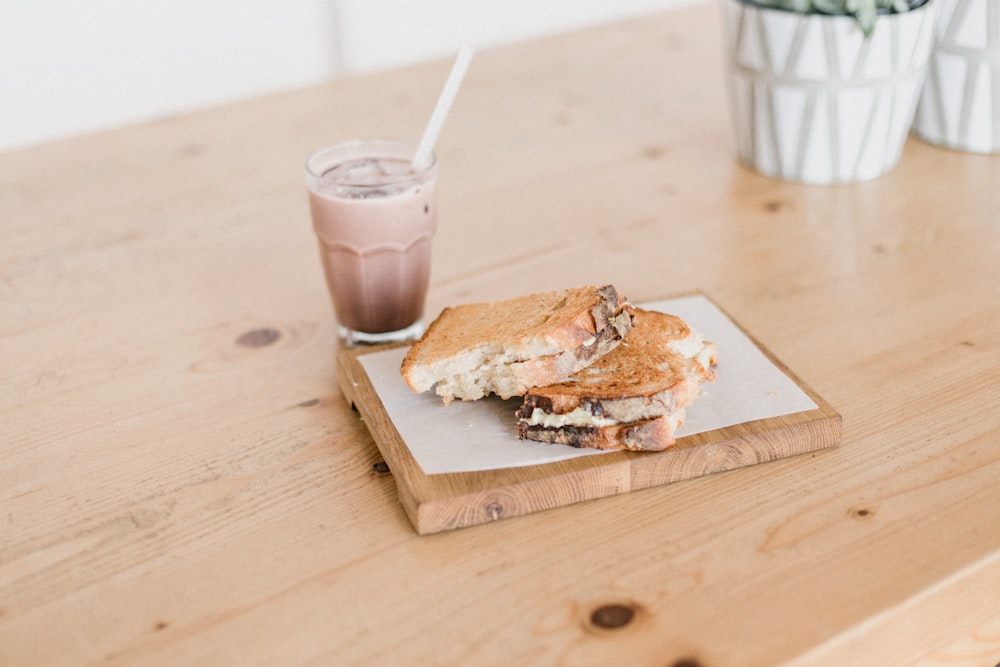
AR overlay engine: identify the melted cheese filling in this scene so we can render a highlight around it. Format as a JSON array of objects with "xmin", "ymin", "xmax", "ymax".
[{"xmin": 522, "ymin": 406, "xmax": 618, "ymax": 428}]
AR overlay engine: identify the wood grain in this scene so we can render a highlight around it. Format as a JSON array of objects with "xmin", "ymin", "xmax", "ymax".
[{"xmin": 1, "ymin": 2, "xmax": 999, "ymax": 665}]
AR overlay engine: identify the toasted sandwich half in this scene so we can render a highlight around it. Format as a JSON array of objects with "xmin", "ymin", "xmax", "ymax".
[
  {"xmin": 401, "ymin": 285, "xmax": 634, "ymax": 403},
  {"xmin": 516, "ymin": 308, "xmax": 716, "ymax": 451}
]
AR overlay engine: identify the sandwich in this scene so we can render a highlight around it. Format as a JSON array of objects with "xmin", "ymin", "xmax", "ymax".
[
  {"xmin": 401, "ymin": 285, "xmax": 634, "ymax": 403},
  {"xmin": 516, "ymin": 308, "xmax": 716, "ymax": 452}
]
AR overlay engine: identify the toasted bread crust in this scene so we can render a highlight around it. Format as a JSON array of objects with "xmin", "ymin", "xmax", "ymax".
[{"xmin": 400, "ymin": 285, "xmax": 633, "ymax": 402}]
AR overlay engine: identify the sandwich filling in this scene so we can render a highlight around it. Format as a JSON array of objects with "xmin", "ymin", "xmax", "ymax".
[{"xmin": 522, "ymin": 405, "xmax": 619, "ymax": 428}]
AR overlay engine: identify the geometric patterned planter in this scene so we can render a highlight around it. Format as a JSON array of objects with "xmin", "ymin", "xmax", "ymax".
[
  {"xmin": 912, "ymin": 0, "xmax": 1000, "ymax": 153},
  {"xmin": 723, "ymin": 0, "xmax": 938, "ymax": 183}
]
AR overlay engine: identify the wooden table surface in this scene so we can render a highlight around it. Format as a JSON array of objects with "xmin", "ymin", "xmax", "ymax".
[{"xmin": 2, "ymin": 2, "xmax": 999, "ymax": 665}]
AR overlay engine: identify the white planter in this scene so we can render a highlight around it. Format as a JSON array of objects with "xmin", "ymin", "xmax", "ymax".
[
  {"xmin": 723, "ymin": 0, "xmax": 938, "ymax": 184},
  {"xmin": 912, "ymin": 0, "xmax": 1000, "ymax": 153}
]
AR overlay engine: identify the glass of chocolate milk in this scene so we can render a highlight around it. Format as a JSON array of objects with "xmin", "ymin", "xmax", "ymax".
[{"xmin": 305, "ymin": 140, "xmax": 437, "ymax": 346}]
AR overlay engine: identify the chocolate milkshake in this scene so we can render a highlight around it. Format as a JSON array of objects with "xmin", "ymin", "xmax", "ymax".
[{"xmin": 305, "ymin": 141, "xmax": 437, "ymax": 345}]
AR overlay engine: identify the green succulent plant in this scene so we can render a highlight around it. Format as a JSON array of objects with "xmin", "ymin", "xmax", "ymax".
[{"xmin": 752, "ymin": 0, "xmax": 917, "ymax": 36}]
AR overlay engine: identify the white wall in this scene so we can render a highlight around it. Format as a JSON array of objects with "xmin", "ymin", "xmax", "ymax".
[
  {"xmin": 1, "ymin": 0, "xmax": 685, "ymax": 153},
  {"xmin": 332, "ymin": 0, "xmax": 687, "ymax": 74}
]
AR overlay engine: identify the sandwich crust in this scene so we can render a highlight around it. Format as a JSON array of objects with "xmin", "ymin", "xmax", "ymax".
[{"xmin": 400, "ymin": 285, "xmax": 633, "ymax": 402}]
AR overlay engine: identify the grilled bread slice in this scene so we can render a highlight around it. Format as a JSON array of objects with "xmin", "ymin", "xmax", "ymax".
[
  {"xmin": 401, "ymin": 285, "xmax": 634, "ymax": 403},
  {"xmin": 516, "ymin": 308, "xmax": 716, "ymax": 451}
]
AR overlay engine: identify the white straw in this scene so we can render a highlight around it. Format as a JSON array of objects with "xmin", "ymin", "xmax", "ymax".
[{"xmin": 412, "ymin": 45, "xmax": 474, "ymax": 168}]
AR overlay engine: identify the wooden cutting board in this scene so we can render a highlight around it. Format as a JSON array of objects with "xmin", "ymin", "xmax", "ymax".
[{"xmin": 337, "ymin": 295, "xmax": 841, "ymax": 534}]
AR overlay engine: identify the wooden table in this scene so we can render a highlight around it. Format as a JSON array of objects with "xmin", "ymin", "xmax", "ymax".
[{"xmin": 2, "ymin": 2, "xmax": 999, "ymax": 665}]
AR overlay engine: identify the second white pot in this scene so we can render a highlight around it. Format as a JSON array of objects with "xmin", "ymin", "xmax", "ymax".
[{"xmin": 912, "ymin": 0, "xmax": 1000, "ymax": 154}]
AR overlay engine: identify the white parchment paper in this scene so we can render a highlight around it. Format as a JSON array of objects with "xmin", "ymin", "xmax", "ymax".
[{"xmin": 357, "ymin": 295, "xmax": 818, "ymax": 475}]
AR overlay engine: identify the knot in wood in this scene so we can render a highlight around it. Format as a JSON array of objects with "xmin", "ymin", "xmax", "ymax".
[
  {"xmin": 849, "ymin": 506, "xmax": 876, "ymax": 519},
  {"xmin": 590, "ymin": 603, "xmax": 635, "ymax": 629},
  {"xmin": 236, "ymin": 327, "xmax": 281, "ymax": 348},
  {"xmin": 485, "ymin": 501, "xmax": 504, "ymax": 521},
  {"xmin": 670, "ymin": 660, "xmax": 705, "ymax": 667}
]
